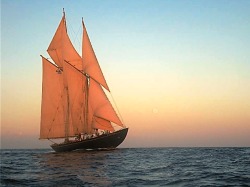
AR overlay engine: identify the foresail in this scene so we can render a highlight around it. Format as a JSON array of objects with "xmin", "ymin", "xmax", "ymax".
[
  {"xmin": 47, "ymin": 14, "xmax": 82, "ymax": 70},
  {"xmin": 40, "ymin": 57, "xmax": 65, "ymax": 139},
  {"xmin": 82, "ymin": 21, "xmax": 110, "ymax": 91},
  {"xmin": 88, "ymin": 78, "xmax": 123, "ymax": 127}
]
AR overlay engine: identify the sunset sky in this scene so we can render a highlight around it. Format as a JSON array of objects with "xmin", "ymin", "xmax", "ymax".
[{"xmin": 1, "ymin": 0, "xmax": 250, "ymax": 148}]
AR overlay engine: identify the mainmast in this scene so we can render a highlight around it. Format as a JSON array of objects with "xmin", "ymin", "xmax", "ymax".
[
  {"xmin": 82, "ymin": 18, "xmax": 90, "ymax": 134},
  {"xmin": 84, "ymin": 74, "xmax": 89, "ymax": 134}
]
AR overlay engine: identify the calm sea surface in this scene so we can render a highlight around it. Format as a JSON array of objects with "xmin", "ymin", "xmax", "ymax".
[{"xmin": 1, "ymin": 148, "xmax": 249, "ymax": 186}]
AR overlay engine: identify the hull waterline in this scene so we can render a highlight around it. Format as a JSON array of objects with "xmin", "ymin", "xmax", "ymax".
[{"xmin": 51, "ymin": 128, "xmax": 128, "ymax": 152}]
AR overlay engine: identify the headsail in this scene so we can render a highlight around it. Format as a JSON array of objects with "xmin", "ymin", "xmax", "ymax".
[
  {"xmin": 82, "ymin": 20, "xmax": 110, "ymax": 91},
  {"xmin": 92, "ymin": 117, "xmax": 115, "ymax": 132},
  {"xmin": 88, "ymin": 78, "xmax": 123, "ymax": 127}
]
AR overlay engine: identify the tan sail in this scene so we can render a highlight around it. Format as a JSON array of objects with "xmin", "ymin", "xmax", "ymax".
[
  {"xmin": 92, "ymin": 116, "xmax": 115, "ymax": 132},
  {"xmin": 63, "ymin": 61, "xmax": 87, "ymax": 136},
  {"xmin": 82, "ymin": 21, "xmax": 110, "ymax": 91},
  {"xmin": 88, "ymin": 78, "xmax": 123, "ymax": 127},
  {"xmin": 47, "ymin": 13, "xmax": 82, "ymax": 70},
  {"xmin": 40, "ymin": 57, "xmax": 65, "ymax": 139}
]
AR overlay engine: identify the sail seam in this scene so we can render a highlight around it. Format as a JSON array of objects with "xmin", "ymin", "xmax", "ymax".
[{"xmin": 46, "ymin": 99, "xmax": 62, "ymax": 139}]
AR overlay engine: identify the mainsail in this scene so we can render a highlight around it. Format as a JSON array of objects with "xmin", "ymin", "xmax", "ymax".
[
  {"xmin": 63, "ymin": 60, "xmax": 87, "ymax": 135},
  {"xmin": 40, "ymin": 12, "xmax": 124, "ymax": 140}
]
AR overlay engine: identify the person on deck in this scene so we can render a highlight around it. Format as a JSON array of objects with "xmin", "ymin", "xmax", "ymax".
[{"xmin": 95, "ymin": 129, "xmax": 99, "ymax": 136}]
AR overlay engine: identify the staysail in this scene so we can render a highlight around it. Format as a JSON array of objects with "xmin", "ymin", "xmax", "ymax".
[
  {"xmin": 88, "ymin": 78, "xmax": 123, "ymax": 126},
  {"xmin": 92, "ymin": 117, "xmax": 115, "ymax": 132}
]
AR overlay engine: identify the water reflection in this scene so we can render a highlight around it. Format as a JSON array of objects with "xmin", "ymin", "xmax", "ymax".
[{"xmin": 37, "ymin": 150, "xmax": 115, "ymax": 186}]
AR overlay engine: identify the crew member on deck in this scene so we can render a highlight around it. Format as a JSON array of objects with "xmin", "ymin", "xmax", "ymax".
[{"xmin": 95, "ymin": 128, "xmax": 99, "ymax": 136}]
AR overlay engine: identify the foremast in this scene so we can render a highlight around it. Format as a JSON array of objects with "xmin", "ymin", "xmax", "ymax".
[{"xmin": 64, "ymin": 86, "xmax": 70, "ymax": 142}]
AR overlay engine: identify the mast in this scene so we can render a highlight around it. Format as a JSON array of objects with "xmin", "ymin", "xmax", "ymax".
[
  {"xmin": 84, "ymin": 74, "xmax": 89, "ymax": 133},
  {"xmin": 62, "ymin": 9, "xmax": 69, "ymax": 142},
  {"xmin": 82, "ymin": 18, "xmax": 89, "ymax": 134},
  {"xmin": 64, "ymin": 86, "xmax": 70, "ymax": 142}
]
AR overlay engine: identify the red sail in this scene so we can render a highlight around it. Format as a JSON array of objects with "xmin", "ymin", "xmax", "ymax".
[{"xmin": 82, "ymin": 21, "xmax": 110, "ymax": 91}]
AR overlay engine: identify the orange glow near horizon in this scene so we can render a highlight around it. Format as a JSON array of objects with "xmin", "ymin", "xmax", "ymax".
[{"xmin": 1, "ymin": 1, "xmax": 250, "ymax": 148}]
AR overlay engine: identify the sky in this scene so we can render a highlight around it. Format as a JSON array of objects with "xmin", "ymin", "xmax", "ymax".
[{"xmin": 1, "ymin": 0, "xmax": 250, "ymax": 149}]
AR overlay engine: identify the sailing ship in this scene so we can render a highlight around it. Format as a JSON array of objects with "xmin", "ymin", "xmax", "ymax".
[{"xmin": 40, "ymin": 10, "xmax": 128, "ymax": 152}]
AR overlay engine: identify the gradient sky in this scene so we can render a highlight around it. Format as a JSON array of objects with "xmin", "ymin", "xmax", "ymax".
[{"xmin": 1, "ymin": 0, "xmax": 250, "ymax": 148}]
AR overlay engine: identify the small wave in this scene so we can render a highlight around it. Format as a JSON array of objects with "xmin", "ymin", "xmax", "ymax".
[
  {"xmin": 1, "ymin": 148, "xmax": 249, "ymax": 186},
  {"xmin": 77, "ymin": 175, "xmax": 112, "ymax": 186}
]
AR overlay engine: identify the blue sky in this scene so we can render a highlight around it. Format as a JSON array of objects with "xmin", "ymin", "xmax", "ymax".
[{"xmin": 1, "ymin": 0, "xmax": 250, "ymax": 148}]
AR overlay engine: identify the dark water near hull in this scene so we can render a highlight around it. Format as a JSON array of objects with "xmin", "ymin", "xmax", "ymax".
[{"xmin": 1, "ymin": 148, "xmax": 250, "ymax": 186}]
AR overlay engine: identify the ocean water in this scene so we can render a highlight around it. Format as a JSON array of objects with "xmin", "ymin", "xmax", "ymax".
[{"xmin": 0, "ymin": 148, "xmax": 249, "ymax": 186}]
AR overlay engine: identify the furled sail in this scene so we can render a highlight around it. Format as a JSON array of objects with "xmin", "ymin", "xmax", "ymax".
[
  {"xmin": 88, "ymin": 78, "xmax": 123, "ymax": 127},
  {"xmin": 40, "ymin": 57, "xmax": 65, "ymax": 139},
  {"xmin": 82, "ymin": 21, "xmax": 110, "ymax": 91},
  {"xmin": 47, "ymin": 13, "xmax": 82, "ymax": 70}
]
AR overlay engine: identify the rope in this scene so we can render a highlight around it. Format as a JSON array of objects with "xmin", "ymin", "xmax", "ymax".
[
  {"xmin": 48, "ymin": 139, "xmax": 56, "ymax": 144},
  {"xmin": 66, "ymin": 17, "xmax": 82, "ymax": 54},
  {"xmin": 110, "ymin": 92, "xmax": 125, "ymax": 127}
]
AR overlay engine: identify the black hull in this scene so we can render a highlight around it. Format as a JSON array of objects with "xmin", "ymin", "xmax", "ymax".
[{"xmin": 51, "ymin": 128, "xmax": 128, "ymax": 152}]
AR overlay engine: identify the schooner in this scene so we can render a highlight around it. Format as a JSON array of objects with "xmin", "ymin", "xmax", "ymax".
[{"xmin": 40, "ymin": 10, "xmax": 128, "ymax": 152}]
